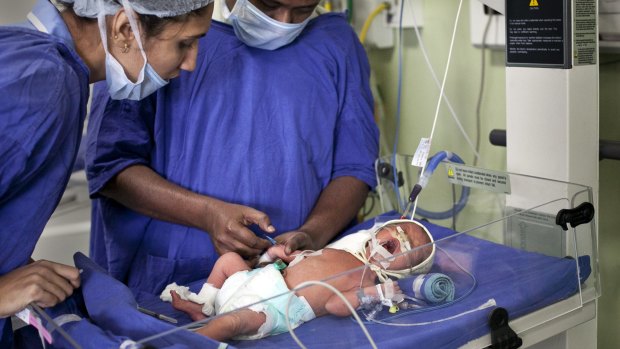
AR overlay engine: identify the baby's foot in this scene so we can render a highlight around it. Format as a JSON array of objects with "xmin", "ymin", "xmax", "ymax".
[{"xmin": 170, "ymin": 290, "xmax": 208, "ymax": 321}]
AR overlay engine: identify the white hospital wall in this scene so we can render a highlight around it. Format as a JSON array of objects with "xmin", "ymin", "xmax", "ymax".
[
  {"xmin": 365, "ymin": 0, "xmax": 619, "ymax": 348},
  {"xmin": 0, "ymin": 0, "xmax": 36, "ymax": 25},
  {"xmin": 596, "ymin": 53, "xmax": 620, "ymax": 349}
]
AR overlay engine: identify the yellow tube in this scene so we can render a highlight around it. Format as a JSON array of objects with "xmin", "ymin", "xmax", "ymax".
[
  {"xmin": 359, "ymin": 2, "xmax": 390, "ymax": 45},
  {"xmin": 324, "ymin": 0, "xmax": 332, "ymax": 12}
]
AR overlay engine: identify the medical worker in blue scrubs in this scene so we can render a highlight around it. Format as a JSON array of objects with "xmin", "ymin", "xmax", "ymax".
[
  {"xmin": 0, "ymin": 0, "xmax": 214, "ymax": 346},
  {"xmin": 86, "ymin": 0, "xmax": 379, "ymax": 297}
]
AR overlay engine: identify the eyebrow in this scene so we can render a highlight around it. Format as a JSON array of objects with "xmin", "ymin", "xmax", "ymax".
[{"xmin": 185, "ymin": 33, "xmax": 206, "ymax": 40}]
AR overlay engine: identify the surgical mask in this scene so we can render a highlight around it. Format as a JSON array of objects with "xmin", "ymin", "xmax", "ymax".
[
  {"xmin": 222, "ymin": 0, "xmax": 310, "ymax": 50},
  {"xmin": 97, "ymin": 0, "xmax": 169, "ymax": 100}
]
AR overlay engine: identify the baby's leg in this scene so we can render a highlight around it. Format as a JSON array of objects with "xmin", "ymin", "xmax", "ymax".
[
  {"xmin": 207, "ymin": 252, "xmax": 251, "ymax": 287},
  {"xmin": 171, "ymin": 290, "xmax": 206, "ymax": 321},
  {"xmin": 195, "ymin": 309, "xmax": 266, "ymax": 342}
]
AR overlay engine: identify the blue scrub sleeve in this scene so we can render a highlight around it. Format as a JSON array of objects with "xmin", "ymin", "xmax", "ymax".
[
  {"xmin": 0, "ymin": 137, "xmax": 28, "ymax": 201},
  {"xmin": 0, "ymin": 45, "xmax": 82, "ymax": 201},
  {"xmin": 86, "ymin": 82, "xmax": 156, "ymax": 198},
  {"xmin": 331, "ymin": 29, "xmax": 379, "ymax": 189}
]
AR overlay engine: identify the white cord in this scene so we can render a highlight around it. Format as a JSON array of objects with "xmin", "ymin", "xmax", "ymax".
[
  {"xmin": 285, "ymin": 280, "xmax": 378, "ymax": 349},
  {"xmin": 368, "ymin": 298, "xmax": 496, "ymax": 327},
  {"xmin": 411, "ymin": 0, "xmax": 465, "ymax": 220},
  {"xmin": 409, "ymin": 5, "xmax": 480, "ymax": 165}
]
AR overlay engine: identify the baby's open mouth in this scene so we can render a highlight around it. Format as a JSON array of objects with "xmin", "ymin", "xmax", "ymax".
[{"xmin": 381, "ymin": 239, "xmax": 398, "ymax": 254}]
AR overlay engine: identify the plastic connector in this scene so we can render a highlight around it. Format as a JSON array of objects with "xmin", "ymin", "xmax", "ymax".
[{"xmin": 408, "ymin": 184, "xmax": 423, "ymax": 203}]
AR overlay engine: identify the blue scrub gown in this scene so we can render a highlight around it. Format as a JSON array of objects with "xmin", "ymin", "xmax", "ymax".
[
  {"xmin": 86, "ymin": 13, "xmax": 379, "ymax": 298},
  {"xmin": 0, "ymin": 1, "xmax": 90, "ymax": 346}
]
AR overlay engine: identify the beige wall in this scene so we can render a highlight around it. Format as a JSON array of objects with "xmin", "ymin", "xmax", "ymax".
[
  {"xmin": 0, "ymin": 0, "xmax": 35, "ymax": 25},
  {"xmin": 597, "ymin": 53, "xmax": 620, "ymax": 349},
  {"xmin": 366, "ymin": 1, "xmax": 619, "ymax": 348}
]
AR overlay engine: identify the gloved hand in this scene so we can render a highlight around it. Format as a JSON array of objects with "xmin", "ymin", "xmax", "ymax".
[
  {"xmin": 0, "ymin": 260, "xmax": 80, "ymax": 318},
  {"xmin": 204, "ymin": 199, "xmax": 275, "ymax": 258}
]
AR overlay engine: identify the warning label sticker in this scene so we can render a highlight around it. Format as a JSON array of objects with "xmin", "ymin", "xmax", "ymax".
[{"xmin": 445, "ymin": 164, "xmax": 511, "ymax": 194}]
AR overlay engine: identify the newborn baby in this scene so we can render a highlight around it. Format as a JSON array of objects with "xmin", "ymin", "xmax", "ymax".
[{"xmin": 161, "ymin": 219, "xmax": 435, "ymax": 342}]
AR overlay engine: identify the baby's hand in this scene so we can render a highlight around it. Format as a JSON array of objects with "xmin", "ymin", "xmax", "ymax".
[
  {"xmin": 257, "ymin": 245, "xmax": 302, "ymax": 267},
  {"xmin": 388, "ymin": 281, "xmax": 402, "ymax": 296},
  {"xmin": 363, "ymin": 281, "xmax": 402, "ymax": 304}
]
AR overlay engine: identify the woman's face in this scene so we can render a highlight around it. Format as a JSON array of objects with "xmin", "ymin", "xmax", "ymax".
[
  {"xmin": 143, "ymin": 5, "xmax": 214, "ymax": 79},
  {"xmin": 113, "ymin": 4, "xmax": 214, "ymax": 82}
]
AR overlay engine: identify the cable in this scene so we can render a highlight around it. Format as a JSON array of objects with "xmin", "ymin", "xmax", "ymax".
[
  {"xmin": 356, "ymin": 245, "xmax": 478, "ymax": 325},
  {"xmin": 367, "ymin": 299, "xmax": 496, "ymax": 327},
  {"xmin": 392, "ymin": 0, "xmax": 406, "ymax": 212},
  {"xmin": 29, "ymin": 303, "xmax": 83, "ymax": 349},
  {"xmin": 409, "ymin": 3, "xmax": 481, "ymax": 167},
  {"xmin": 285, "ymin": 280, "xmax": 378, "ymax": 349},
  {"xmin": 360, "ymin": 192, "xmax": 377, "ymax": 220},
  {"xmin": 359, "ymin": 2, "xmax": 390, "ymax": 44},
  {"xmin": 410, "ymin": 0, "xmax": 465, "ymax": 220},
  {"xmin": 474, "ymin": 12, "xmax": 494, "ymax": 166},
  {"xmin": 408, "ymin": 151, "xmax": 471, "ymax": 220}
]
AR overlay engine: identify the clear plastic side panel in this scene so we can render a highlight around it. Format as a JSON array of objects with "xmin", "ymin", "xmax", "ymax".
[
  {"xmin": 373, "ymin": 154, "xmax": 600, "ymax": 336},
  {"xmin": 134, "ymin": 209, "xmax": 597, "ymax": 348}
]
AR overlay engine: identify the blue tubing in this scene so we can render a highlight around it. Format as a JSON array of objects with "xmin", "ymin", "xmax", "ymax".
[{"xmin": 415, "ymin": 151, "xmax": 470, "ymax": 220}]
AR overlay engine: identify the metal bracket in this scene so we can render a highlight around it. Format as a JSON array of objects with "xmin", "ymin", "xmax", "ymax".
[
  {"xmin": 555, "ymin": 202, "xmax": 595, "ymax": 231},
  {"xmin": 376, "ymin": 162, "xmax": 404, "ymax": 187},
  {"xmin": 487, "ymin": 307, "xmax": 522, "ymax": 349}
]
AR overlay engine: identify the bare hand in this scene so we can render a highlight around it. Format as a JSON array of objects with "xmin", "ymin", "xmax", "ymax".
[
  {"xmin": 261, "ymin": 245, "xmax": 302, "ymax": 264},
  {"xmin": 275, "ymin": 231, "xmax": 314, "ymax": 255},
  {"xmin": 206, "ymin": 201, "xmax": 275, "ymax": 258},
  {"xmin": 0, "ymin": 260, "xmax": 80, "ymax": 318}
]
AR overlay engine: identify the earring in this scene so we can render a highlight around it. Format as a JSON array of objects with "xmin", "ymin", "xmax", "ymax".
[
  {"xmin": 121, "ymin": 43, "xmax": 129, "ymax": 54},
  {"xmin": 114, "ymin": 35, "xmax": 118, "ymax": 40}
]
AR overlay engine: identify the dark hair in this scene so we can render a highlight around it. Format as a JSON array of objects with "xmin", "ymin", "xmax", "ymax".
[
  {"xmin": 138, "ymin": 6, "xmax": 210, "ymax": 37},
  {"xmin": 54, "ymin": 0, "xmax": 209, "ymax": 38}
]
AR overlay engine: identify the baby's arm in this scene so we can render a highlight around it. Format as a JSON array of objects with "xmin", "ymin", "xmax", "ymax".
[
  {"xmin": 207, "ymin": 252, "xmax": 252, "ymax": 287},
  {"xmin": 324, "ymin": 282, "xmax": 402, "ymax": 317}
]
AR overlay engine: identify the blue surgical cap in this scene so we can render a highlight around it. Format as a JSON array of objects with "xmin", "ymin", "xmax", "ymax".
[
  {"xmin": 127, "ymin": 0, "xmax": 214, "ymax": 18},
  {"xmin": 62, "ymin": 0, "xmax": 214, "ymax": 18}
]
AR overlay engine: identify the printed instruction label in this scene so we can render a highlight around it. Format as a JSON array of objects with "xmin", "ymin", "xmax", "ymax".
[
  {"xmin": 573, "ymin": 0, "xmax": 596, "ymax": 65},
  {"xmin": 411, "ymin": 138, "xmax": 431, "ymax": 167},
  {"xmin": 445, "ymin": 163, "xmax": 511, "ymax": 194},
  {"xmin": 506, "ymin": 0, "xmax": 569, "ymax": 67}
]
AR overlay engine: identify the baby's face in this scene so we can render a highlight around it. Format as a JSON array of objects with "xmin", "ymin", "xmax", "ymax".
[{"xmin": 369, "ymin": 223, "xmax": 432, "ymax": 271}]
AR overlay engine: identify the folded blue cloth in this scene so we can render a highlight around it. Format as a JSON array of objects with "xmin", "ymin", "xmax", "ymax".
[{"xmin": 411, "ymin": 273, "xmax": 455, "ymax": 303}]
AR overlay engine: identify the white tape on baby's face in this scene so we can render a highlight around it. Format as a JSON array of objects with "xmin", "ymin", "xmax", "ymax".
[
  {"xmin": 395, "ymin": 226, "xmax": 411, "ymax": 251},
  {"xmin": 369, "ymin": 234, "xmax": 394, "ymax": 268}
]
